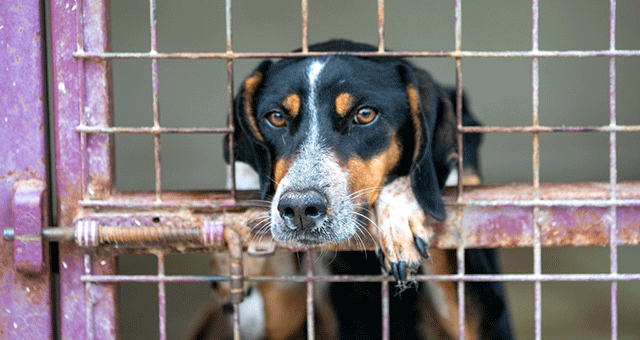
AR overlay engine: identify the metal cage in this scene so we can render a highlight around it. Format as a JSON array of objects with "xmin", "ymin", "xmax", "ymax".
[{"xmin": 1, "ymin": 0, "xmax": 640, "ymax": 339}]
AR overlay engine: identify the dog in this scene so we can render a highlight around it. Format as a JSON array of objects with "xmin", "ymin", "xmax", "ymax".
[{"xmin": 221, "ymin": 39, "xmax": 512, "ymax": 339}]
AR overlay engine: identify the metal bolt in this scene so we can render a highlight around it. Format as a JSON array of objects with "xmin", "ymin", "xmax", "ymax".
[{"xmin": 3, "ymin": 220, "xmax": 224, "ymax": 247}]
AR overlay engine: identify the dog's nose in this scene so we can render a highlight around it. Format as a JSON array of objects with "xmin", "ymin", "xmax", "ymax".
[{"xmin": 277, "ymin": 190, "xmax": 328, "ymax": 230}]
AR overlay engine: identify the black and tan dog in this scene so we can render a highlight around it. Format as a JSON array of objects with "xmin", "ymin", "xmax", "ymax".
[{"xmin": 220, "ymin": 40, "xmax": 512, "ymax": 339}]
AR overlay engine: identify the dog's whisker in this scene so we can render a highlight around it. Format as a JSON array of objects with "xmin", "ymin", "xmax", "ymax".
[{"xmin": 348, "ymin": 186, "xmax": 384, "ymax": 200}]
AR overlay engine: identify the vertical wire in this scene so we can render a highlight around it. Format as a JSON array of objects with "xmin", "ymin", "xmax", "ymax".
[
  {"xmin": 531, "ymin": 1, "xmax": 542, "ymax": 340},
  {"xmin": 226, "ymin": 0, "xmax": 237, "ymax": 199},
  {"xmin": 377, "ymin": 0, "xmax": 385, "ymax": 52},
  {"xmin": 608, "ymin": 1, "xmax": 618, "ymax": 339},
  {"xmin": 306, "ymin": 251, "xmax": 315, "ymax": 340},
  {"xmin": 454, "ymin": 1, "xmax": 466, "ymax": 339},
  {"xmin": 301, "ymin": 0, "xmax": 309, "ymax": 53},
  {"xmin": 381, "ymin": 277, "xmax": 390, "ymax": 340},
  {"xmin": 157, "ymin": 252, "xmax": 167, "ymax": 340},
  {"xmin": 378, "ymin": 3, "xmax": 389, "ymax": 337},
  {"xmin": 84, "ymin": 254, "xmax": 94, "ymax": 340},
  {"xmin": 75, "ymin": 0, "xmax": 87, "ymax": 200},
  {"xmin": 150, "ymin": 0, "xmax": 162, "ymax": 202}
]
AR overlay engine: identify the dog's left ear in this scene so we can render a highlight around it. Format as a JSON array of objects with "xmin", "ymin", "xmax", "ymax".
[
  {"xmin": 224, "ymin": 60, "xmax": 275, "ymax": 199},
  {"xmin": 398, "ymin": 63, "xmax": 457, "ymax": 222}
]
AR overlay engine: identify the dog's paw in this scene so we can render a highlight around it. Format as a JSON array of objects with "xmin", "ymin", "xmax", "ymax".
[{"xmin": 373, "ymin": 176, "xmax": 434, "ymax": 282}]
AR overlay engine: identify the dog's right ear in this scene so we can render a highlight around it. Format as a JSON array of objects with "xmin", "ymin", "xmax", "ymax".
[{"xmin": 224, "ymin": 60, "xmax": 274, "ymax": 199}]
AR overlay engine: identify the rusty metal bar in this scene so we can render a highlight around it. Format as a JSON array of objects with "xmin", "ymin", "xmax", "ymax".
[
  {"xmin": 226, "ymin": 0, "xmax": 237, "ymax": 199},
  {"xmin": 458, "ymin": 125, "xmax": 640, "ymax": 133},
  {"xmin": 75, "ymin": 124, "xmax": 640, "ymax": 136},
  {"xmin": 76, "ymin": 126, "xmax": 234, "ymax": 134},
  {"xmin": 454, "ymin": 1, "xmax": 466, "ymax": 338},
  {"xmin": 149, "ymin": 0, "xmax": 162, "ymax": 202},
  {"xmin": 306, "ymin": 251, "xmax": 315, "ymax": 340},
  {"xmin": 157, "ymin": 252, "xmax": 167, "ymax": 340},
  {"xmin": 81, "ymin": 273, "xmax": 640, "ymax": 284},
  {"xmin": 531, "ymin": 1, "xmax": 542, "ymax": 340},
  {"xmin": 72, "ymin": 49, "xmax": 640, "ymax": 59},
  {"xmin": 381, "ymin": 277, "xmax": 390, "ymax": 340},
  {"xmin": 76, "ymin": 0, "xmax": 88, "ymax": 200},
  {"xmin": 377, "ymin": 0, "xmax": 385, "ymax": 52},
  {"xmin": 608, "ymin": 1, "xmax": 618, "ymax": 339},
  {"xmin": 301, "ymin": 0, "xmax": 309, "ymax": 53},
  {"xmin": 83, "ymin": 254, "xmax": 94, "ymax": 340},
  {"xmin": 227, "ymin": 231, "xmax": 244, "ymax": 339}
]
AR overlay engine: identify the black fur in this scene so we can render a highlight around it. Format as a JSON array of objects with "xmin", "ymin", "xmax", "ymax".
[{"xmin": 225, "ymin": 39, "xmax": 512, "ymax": 340}]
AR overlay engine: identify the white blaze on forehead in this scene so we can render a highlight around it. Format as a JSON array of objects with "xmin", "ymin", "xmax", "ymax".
[{"xmin": 306, "ymin": 60, "xmax": 326, "ymax": 145}]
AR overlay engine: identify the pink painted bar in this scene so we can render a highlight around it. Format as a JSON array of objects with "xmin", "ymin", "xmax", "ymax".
[
  {"xmin": 49, "ymin": 0, "xmax": 118, "ymax": 338},
  {"xmin": 0, "ymin": 1, "xmax": 53, "ymax": 338}
]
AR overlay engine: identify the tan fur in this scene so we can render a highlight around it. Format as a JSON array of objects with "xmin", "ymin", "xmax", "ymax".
[
  {"xmin": 283, "ymin": 93, "xmax": 301, "ymax": 118},
  {"xmin": 273, "ymin": 158, "xmax": 293, "ymax": 188},
  {"xmin": 345, "ymin": 135, "xmax": 402, "ymax": 205},
  {"xmin": 421, "ymin": 249, "xmax": 480, "ymax": 340},
  {"xmin": 406, "ymin": 84, "xmax": 422, "ymax": 163},
  {"xmin": 242, "ymin": 73, "xmax": 265, "ymax": 141},
  {"xmin": 335, "ymin": 92, "xmax": 355, "ymax": 117}
]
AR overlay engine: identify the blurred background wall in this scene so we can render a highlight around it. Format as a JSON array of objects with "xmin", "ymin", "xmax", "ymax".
[{"xmin": 106, "ymin": 0, "xmax": 640, "ymax": 339}]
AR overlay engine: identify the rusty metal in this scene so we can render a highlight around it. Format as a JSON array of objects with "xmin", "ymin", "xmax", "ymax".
[
  {"xmin": 72, "ymin": 49, "xmax": 640, "ymax": 60},
  {"xmin": 226, "ymin": 0, "xmax": 237, "ymax": 199},
  {"xmin": 0, "ymin": 0, "xmax": 53, "ymax": 336},
  {"xmin": 157, "ymin": 252, "xmax": 167, "ymax": 340},
  {"xmin": 381, "ymin": 277, "xmax": 390, "ymax": 340},
  {"xmin": 306, "ymin": 251, "xmax": 315, "ymax": 340},
  {"xmin": 50, "ymin": 0, "xmax": 119, "ymax": 338},
  {"xmin": 608, "ymin": 1, "xmax": 619, "ymax": 338},
  {"xmin": 531, "ymin": 2, "xmax": 543, "ymax": 339},
  {"xmin": 377, "ymin": 0, "xmax": 385, "ymax": 52},
  {"xmin": 3, "ymin": 183, "xmax": 639, "ymax": 251},
  {"xmin": 11, "ymin": 180, "xmax": 47, "ymax": 273},
  {"xmin": 35, "ymin": 0, "xmax": 640, "ymax": 339},
  {"xmin": 301, "ymin": 0, "xmax": 309, "ymax": 53},
  {"xmin": 458, "ymin": 125, "xmax": 640, "ymax": 133},
  {"xmin": 76, "ymin": 125, "xmax": 234, "ymax": 134}
]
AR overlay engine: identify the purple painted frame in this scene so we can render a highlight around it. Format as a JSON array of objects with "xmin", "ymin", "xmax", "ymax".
[
  {"xmin": 50, "ymin": 0, "xmax": 118, "ymax": 339},
  {"xmin": 0, "ymin": 0, "xmax": 635, "ymax": 339},
  {"xmin": 0, "ymin": 0, "xmax": 53, "ymax": 338}
]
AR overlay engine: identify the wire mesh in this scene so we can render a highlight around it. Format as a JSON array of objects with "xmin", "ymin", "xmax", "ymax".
[{"xmin": 65, "ymin": 0, "xmax": 640, "ymax": 339}]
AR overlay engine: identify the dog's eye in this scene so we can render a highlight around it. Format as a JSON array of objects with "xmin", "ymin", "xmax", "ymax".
[
  {"xmin": 266, "ymin": 111, "xmax": 287, "ymax": 128},
  {"xmin": 353, "ymin": 107, "xmax": 378, "ymax": 125}
]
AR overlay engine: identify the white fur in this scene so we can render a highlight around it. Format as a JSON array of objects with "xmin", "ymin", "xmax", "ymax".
[
  {"xmin": 306, "ymin": 60, "xmax": 325, "ymax": 145},
  {"xmin": 238, "ymin": 288, "xmax": 267, "ymax": 340}
]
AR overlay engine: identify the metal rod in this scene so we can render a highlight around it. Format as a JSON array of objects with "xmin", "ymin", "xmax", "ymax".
[
  {"xmin": 377, "ymin": 0, "xmax": 385, "ymax": 52},
  {"xmin": 76, "ymin": 126, "xmax": 234, "ymax": 134},
  {"xmin": 73, "ymin": 49, "xmax": 640, "ymax": 60},
  {"xmin": 306, "ymin": 251, "xmax": 315, "ymax": 340},
  {"xmin": 149, "ymin": 0, "xmax": 162, "ymax": 202},
  {"xmin": 157, "ymin": 252, "xmax": 167, "ymax": 340},
  {"xmin": 608, "ymin": 1, "xmax": 618, "ymax": 339},
  {"xmin": 81, "ymin": 272, "xmax": 640, "ymax": 283}
]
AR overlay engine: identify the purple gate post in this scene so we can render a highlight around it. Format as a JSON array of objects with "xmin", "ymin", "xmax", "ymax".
[
  {"xmin": 50, "ymin": 0, "xmax": 118, "ymax": 339},
  {"xmin": 0, "ymin": 0, "xmax": 53, "ymax": 338}
]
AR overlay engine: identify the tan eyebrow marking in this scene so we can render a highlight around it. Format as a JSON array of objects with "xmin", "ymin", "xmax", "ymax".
[
  {"xmin": 242, "ymin": 72, "xmax": 264, "ymax": 141},
  {"xmin": 335, "ymin": 92, "xmax": 355, "ymax": 117},
  {"xmin": 283, "ymin": 93, "xmax": 301, "ymax": 118}
]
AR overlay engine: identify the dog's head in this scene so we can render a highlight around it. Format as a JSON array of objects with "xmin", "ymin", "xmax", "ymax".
[{"xmin": 227, "ymin": 40, "xmax": 457, "ymax": 247}]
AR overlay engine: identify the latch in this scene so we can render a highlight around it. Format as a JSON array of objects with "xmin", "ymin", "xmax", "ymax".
[
  {"xmin": 4, "ymin": 219, "xmax": 226, "ymax": 247},
  {"xmin": 10, "ymin": 180, "xmax": 47, "ymax": 274}
]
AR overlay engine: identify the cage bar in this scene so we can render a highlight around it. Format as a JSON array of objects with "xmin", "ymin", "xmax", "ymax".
[
  {"xmin": 40, "ymin": 0, "xmax": 640, "ymax": 339},
  {"xmin": 608, "ymin": 1, "xmax": 618, "ymax": 339},
  {"xmin": 73, "ymin": 49, "xmax": 640, "ymax": 60}
]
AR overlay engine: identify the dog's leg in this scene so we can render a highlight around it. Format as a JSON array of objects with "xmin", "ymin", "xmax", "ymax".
[{"xmin": 373, "ymin": 176, "xmax": 435, "ymax": 282}]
